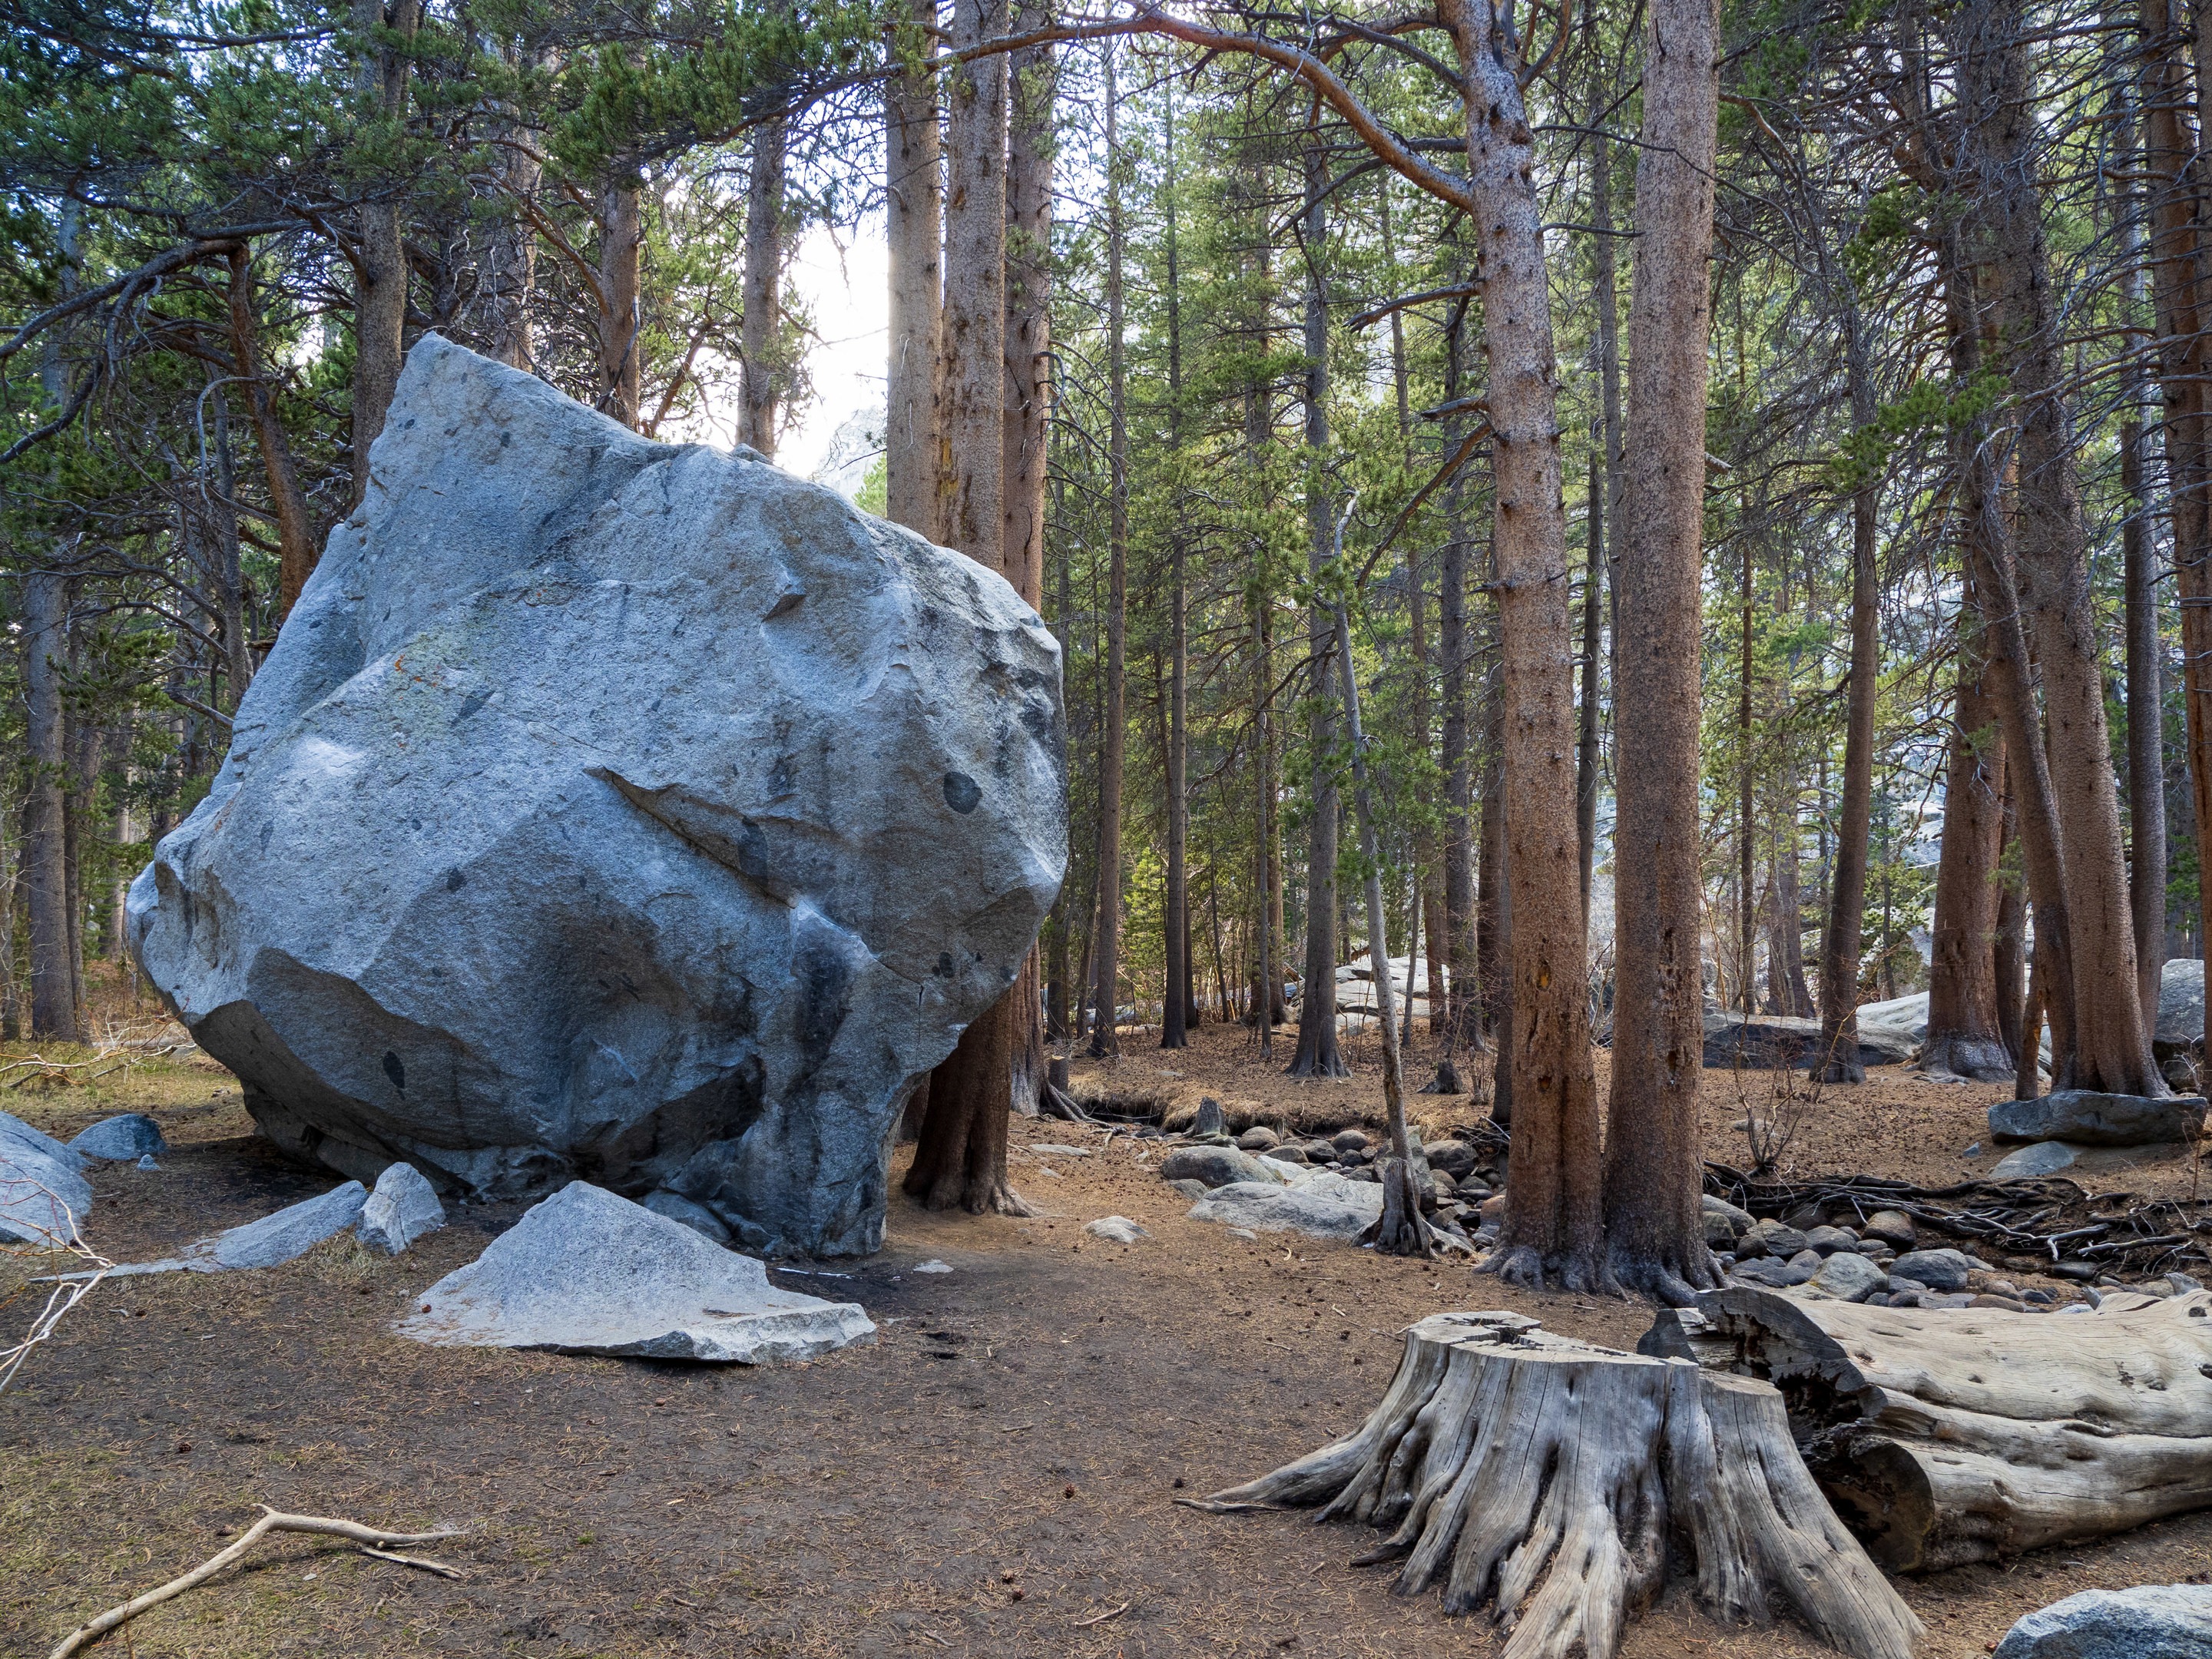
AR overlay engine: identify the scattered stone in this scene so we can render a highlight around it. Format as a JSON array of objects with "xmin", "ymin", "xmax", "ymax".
[
  {"xmin": 358, "ymin": 1162, "xmax": 446, "ymax": 1256},
  {"xmin": 1, "ymin": 1109, "xmax": 91, "ymax": 1245},
  {"xmin": 1924, "ymin": 1290, "xmax": 1977, "ymax": 1310},
  {"xmin": 1331, "ymin": 1129, "xmax": 1369, "ymax": 1154},
  {"xmin": 912, "ymin": 1260, "xmax": 953, "ymax": 1275},
  {"xmin": 1187, "ymin": 1179, "xmax": 1382, "ymax": 1243},
  {"xmin": 1732, "ymin": 1257, "xmax": 1816, "ymax": 1288},
  {"xmin": 1786, "ymin": 1247, "xmax": 1823, "ymax": 1274},
  {"xmin": 2165, "ymin": 1272, "xmax": 2205, "ymax": 1296},
  {"xmin": 1804, "ymin": 1250, "xmax": 1888, "ymax": 1303},
  {"xmin": 1702, "ymin": 1210, "xmax": 1741, "ymax": 1247},
  {"xmin": 1166, "ymin": 1178, "xmax": 1210, "ymax": 1200},
  {"xmin": 136, "ymin": 1154, "xmax": 161, "ymax": 1171},
  {"xmin": 68, "ymin": 1114, "xmax": 167, "ymax": 1161},
  {"xmin": 640, "ymin": 1190, "xmax": 732, "ymax": 1246},
  {"xmin": 1266, "ymin": 1143, "xmax": 1309, "ymax": 1165},
  {"xmin": 128, "ymin": 336, "xmax": 1063, "ymax": 1261},
  {"xmin": 1028, "ymin": 1143, "xmax": 1091, "ymax": 1158},
  {"xmin": 2022, "ymin": 1288, "xmax": 2056, "ymax": 1306},
  {"xmin": 101, "ymin": 1181, "xmax": 370, "ymax": 1277},
  {"xmin": 1227, "ymin": 1227, "xmax": 1258, "ymax": 1240},
  {"xmin": 1701, "ymin": 1193, "xmax": 1755, "ymax": 1230},
  {"xmin": 1989, "ymin": 1090, "xmax": 2209, "ymax": 1148},
  {"xmin": 1235, "ymin": 1127, "xmax": 1279, "ymax": 1152},
  {"xmin": 1994, "ymin": 1584, "xmax": 2212, "ymax": 1659},
  {"xmin": 1159, "ymin": 1146, "xmax": 1286, "ymax": 1189},
  {"xmin": 1963, "ymin": 1142, "xmax": 1982, "ymax": 1157},
  {"xmin": 1426, "ymin": 1141, "xmax": 1479, "ymax": 1181},
  {"xmin": 398, "ymin": 1182, "xmax": 873, "ymax": 1363},
  {"xmin": 1804, "ymin": 1224, "xmax": 1859, "ymax": 1255},
  {"xmin": 1972, "ymin": 1293, "xmax": 2026, "ymax": 1311},
  {"xmin": 1742, "ymin": 1219, "xmax": 1809, "ymax": 1260},
  {"xmin": 1860, "ymin": 1210, "xmax": 1917, "ymax": 1250},
  {"xmin": 1084, "ymin": 1217, "xmax": 1149, "ymax": 1244},
  {"xmin": 1339, "ymin": 1147, "xmax": 1372, "ymax": 1167},
  {"xmin": 1193, "ymin": 1098, "xmax": 1226, "ymax": 1136},
  {"xmin": 2155, "ymin": 959, "xmax": 2207, "ymax": 1063},
  {"xmin": 1891, "ymin": 1247, "xmax": 1972, "ymax": 1293}
]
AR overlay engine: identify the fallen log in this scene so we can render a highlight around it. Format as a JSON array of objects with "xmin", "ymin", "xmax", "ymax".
[
  {"xmin": 1181, "ymin": 1310, "xmax": 1920, "ymax": 1659},
  {"xmin": 1674, "ymin": 1286, "xmax": 2212, "ymax": 1571}
]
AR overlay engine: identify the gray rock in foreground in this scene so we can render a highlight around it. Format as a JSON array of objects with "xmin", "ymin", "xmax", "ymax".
[
  {"xmin": 1989, "ymin": 1091, "xmax": 2207, "ymax": 1148},
  {"xmin": 357, "ymin": 1163, "xmax": 445, "ymax": 1255},
  {"xmin": 1993, "ymin": 1584, "xmax": 2212, "ymax": 1659},
  {"xmin": 1188, "ymin": 1177, "xmax": 1383, "ymax": 1242},
  {"xmin": 0, "ymin": 1109, "xmax": 91, "ymax": 1245},
  {"xmin": 1159, "ymin": 1146, "xmax": 1286, "ymax": 1190},
  {"xmin": 130, "ymin": 336, "xmax": 1064, "ymax": 1260},
  {"xmin": 396, "ymin": 1182, "xmax": 874, "ymax": 1363},
  {"xmin": 90, "ymin": 1181, "xmax": 370, "ymax": 1278},
  {"xmin": 68, "ymin": 1114, "xmax": 167, "ymax": 1161},
  {"xmin": 1890, "ymin": 1247, "xmax": 1971, "ymax": 1293},
  {"xmin": 1989, "ymin": 1140, "xmax": 2086, "ymax": 1179}
]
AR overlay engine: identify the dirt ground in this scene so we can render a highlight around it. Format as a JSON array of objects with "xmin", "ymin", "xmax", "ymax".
[{"xmin": 5, "ymin": 1007, "xmax": 2211, "ymax": 1659}]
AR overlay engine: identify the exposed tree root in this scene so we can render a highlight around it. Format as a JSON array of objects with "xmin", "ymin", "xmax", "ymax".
[
  {"xmin": 1181, "ymin": 1312, "xmax": 1920, "ymax": 1659},
  {"xmin": 1359, "ymin": 1158, "xmax": 1435, "ymax": 1257},
  {"xmin": 48, "ymin": 1506, "xmax": 465, "ymax": 1658}
]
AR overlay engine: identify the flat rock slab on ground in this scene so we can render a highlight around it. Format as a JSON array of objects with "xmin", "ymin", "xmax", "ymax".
[
  {"xmin": 397, "ymin": 1181, "xmax": 876, "ymax": 1363},
  {"xmin": 66, "ymin": 1114, "xmax": 167, "ymax": 1161},
  {"xmin": 1991, "ymin": 1139, "xmax": 2197, "ymax": 1179},
  {"xmin": 0, "ymin": 1109, "xmax": 90, "ymax": 1245},
  {"xmin": 1083, "ymin": 1216, "xmax": 1149, "ymax": 1243},
  {"xmin": 1988, "ymin": 1091, "xmax": 2207, "ymax": 1147},
  {"xmin": 1994, "ymin": 1584, "xmax": 2212, "ymax": 1659},
  {"xmin": 92, "ymin": 1181, "xmax": 370, "ymax": 1277},
  {"xmin": 1157, "ymin": 1146, "xmax": 1286, "ymax": 1189},
  {"xmin": 357, "ymin": 1162, "xmax": 445, "ymax": 1255},
  {"xmin": 1187, "ymin": 1174, "xmax": 1384, "ymax": 1241},
  {"xmin": 129, "ymin": 335, "xmax": 1065, "ymax": 1260}
]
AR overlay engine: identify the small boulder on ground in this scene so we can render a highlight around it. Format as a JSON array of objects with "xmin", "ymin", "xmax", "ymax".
[
  {"xmin": 1084, "ymin": 1216, "xmax": 1149, "ymax": 1244},
  {"xmin": 1236, "ymin": 1126, "xmax": 1280, "ymax": 1152},
  {"xmin": 1993, "ymin": 1584, "xmax": 2212, "ymax": 1659},
  {"xmin": 1861, "ymin": 1210, "xmax": 1916, "ymax": 1249},
  {"xmin": 1988, "ymin": 1090, "xmax": 2208, "ymax": 1147},
  {"xmin": 357, "ymin": 1162, "xmax": 445, "ymax": 1255},
  {"xmin": 1266, "ymin": 1142, "xmax": 1309, "ymax": 1165},
  {"xmin": 1803, "ymin": 1224, "xmax": 1859, "ymax": 1255},
  {"xmin": 68, "ymin": 1114, "xmax": 167, "ymax": 1161},
  {"xmin": 1732, "ymin": 1256, "xmax": 1816, "ymax": 1288},
  {"xmin": 0, "ymin": 1109, "xmax": 91, "ymax": 1245},
  {"xmin": 1804, "ymin": 1250, "xmax": 1887, "ymax": 1302},
  {"xmin": 1989, "ymin": 1140, "xmax": 2088, "ymax": 1180},
  {"xmin": 1331, "ymin": 1129, "xmax": 1369, "ymax": 1154},
  {"xmin": 1739, "ymin": 1219, "xmax": 1808, "ymax": 1260},
  {"xmin": 1159, "ymin": 1146, "xmax": 1286, "ymax": 1190},
  {"xmin": 1186, "ymin": 1178, "xmax": 1382, "ymax": 1243},
  {"xmin": 1891, "ymin": 1247, "xmax": 1972, "ymax": 1293},
  {"xmin": 398, "ymin": 1181, "xmax": 873, "ymax": 1363},
  {"xmin": 1426, "ymin": 1140, "xmax": 1479, "ymax": 1181}
]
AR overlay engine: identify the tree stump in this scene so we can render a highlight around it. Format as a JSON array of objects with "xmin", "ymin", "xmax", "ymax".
[
  {"xmin": 1183, "ymin": 1311, "xmax": 1920, "ymax": 1659},
  {"xmin": 1674, "ymin": 1286, "xmax": 2212, "ymax": 1571}
]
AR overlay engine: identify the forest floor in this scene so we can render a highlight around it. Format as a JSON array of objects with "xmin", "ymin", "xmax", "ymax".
[{"xmin": 5, "ymin": 997, "xmax": 2211, "ymax": 1659}]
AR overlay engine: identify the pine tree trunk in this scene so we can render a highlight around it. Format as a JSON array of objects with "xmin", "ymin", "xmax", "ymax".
[
  {"xmin": 1439, "ymin": 0, "xmax": 1599, "ymax": 1290},
  {"xmin": 347, "ymin": 0, "xmax": 422, "ymax": 511},
  {"xmin": 1578, "ymin": 455, "xmax": 1604, "ymax": 920},
  {"xmin": 906, "ymin": 0, "xmax": 1033, "ymax": 1212},
  {"xmin": 740, "ymin": 121, "xmax": 786, "ymax": 455},
  {"xmin": 594, "ymin": 177, "xmax": 642, "ymax": 429},
  {"xmin": 22, "ymin": 572, "xmax": 79, "ymax": 1041},
  {"xmin": 1288, "ymin": 145, "xmax": 1345, "ymax": 1081},
  {"xmin": 1002, "ymin": 6, "xmax": 1052, "ymax": 613},
  {"xmin": 1161, "ymin": 81, "xmax": 1190, "ymax": 1049},
  {"xmin": 226, "ymin": 247, "xmax": 318, "ymax": 619},
  {"xmin": 1439, "ymin": 303, "xmax": 1482, "ymax": 1055},
  {"xmin": 1923, "ymin": 631, "xmax": 2013, "ymax": 1080},
  {"xmin": 1604, "ymin": 0, "xmax": 1723, "ymax": 1304},
  {"xmin": 1087, "ymin": 51, "xmax": 1128, "ymax": 1060},
  {"xmin": 1965, "ymin": 0, "xmax": 2159, "ymax": 1094},
  {"xmin": 884, "ymin": 0, "xmax": 942, "ymax": 541}
]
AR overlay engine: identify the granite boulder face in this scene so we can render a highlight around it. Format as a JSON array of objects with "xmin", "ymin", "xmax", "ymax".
[{"xmin": 131, "ymin": 336, "xmax": 1065, "ymax": 1258}]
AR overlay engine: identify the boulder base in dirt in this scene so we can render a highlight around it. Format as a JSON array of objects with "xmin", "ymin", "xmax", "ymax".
[
  {"xmin": 1159, "ymin": 1146, "xmax": 1285, "ymax": 1189},
  {"xmin": 1993, "ymin": 1584, "xmax": 2212, "ymax": 1659},
  {"xmin": 397, "ymin": 1182, "xmax": 873, "ymax": 1363},
  {"xmin": 1988, "ymin": 1091, "xmax": 2207, "ymax": 1147},
  {"xmin": 129, "ymin": 336, "xmax": 1064, "ymax": 1260},
  {"xmin": 358, "ymin": 1162, "xmax": 445, "ymax": 1255},
  {"xmin": 1084, "ymin": 1216, "xmax": 1149, "ymax": 1243},
  {"xmin": 68, "ymin": 1114, "xmax": 167, "ymax": 1161},
  {"xmin": 0, "ymin": 1109, "xmax": 90, "ymax": 1245}
]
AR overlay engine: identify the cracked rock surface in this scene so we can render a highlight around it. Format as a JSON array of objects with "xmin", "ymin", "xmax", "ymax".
[{"xmin": 131, "ymin": 336, "xmax": 1064, "ymax": 1257}]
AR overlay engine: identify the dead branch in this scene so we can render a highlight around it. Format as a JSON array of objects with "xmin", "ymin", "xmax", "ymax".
[
  {"xmin": 0, "ymin": 1192, "xmax": 110, "ymax": 1395},
  {"xmin": 48, "ymin": 1507, "xmax": 466, "ymax": 1657}
]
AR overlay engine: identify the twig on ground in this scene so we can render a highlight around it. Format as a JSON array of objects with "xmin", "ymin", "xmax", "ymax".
[
  {"xmin": 354, "ymin": 1543, "xmax": 466, "ymax": 1578},
  {"xmin": 1072, "ymin": 1601, "xmax": 1131, "ymax": 1627},
  {"xmin": 48, "ymin": 1506, "xmax": 465, "ymax": 1658},
  {"xmin": 0, "ymin": 1191, "xmax": 111, "ymax": 1396}
]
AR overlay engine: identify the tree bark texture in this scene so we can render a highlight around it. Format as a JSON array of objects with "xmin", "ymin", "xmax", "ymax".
[
  {"xmin": 22, "ymin": 572, "xmax": 80, "ymax": 1041},
  {"xmin": 1603, "ymin": 0, "xmax": 1724, "ymax": 1306},
  {"xmin": 1190, "ymin": 1312, "xmax": 1920, "ymax": 1659},
  {"xmin": 1441, "ymin": 0, "xmax": 1599, "ymax": 1290},
  {"xmin": 595, "ymin": 177, "xmax": 642, "ymax": 429},
  {"xmin": 347, "ymin": 0, "xmax": 422, "ymax": 511},
  {"xmin": 1087, "ymin": 52, "xmax": 1128, "ymax": 1059},
  {"xmin": 740, "ymin": 120, "xmax": 787, "ymax": 456},
  {"xmin": 1923, "ymin": 627, "xmax": 2014, "ymax": 1081},
  {"xmin": 1003, "ymin": 8, "xmax": 1053, "ymax": 611},
  {"xmin": 1162, "ymin": 81, "xmax": 1190, "ymax": 1048},
  {"xmin": 1686, "ymin": 1284, "xmax": 2212, "ymax": 1573},
  {"xmin": 225, "ymin": 247, "xmax": 318, "ymax": 618},
  {"xmin": 885, "ymin": 0, "xmax": 942, "ymax": 541},
  {"xmin": 1962, "ymin": 0, "xmax": 2159, "ymax": 1094}
]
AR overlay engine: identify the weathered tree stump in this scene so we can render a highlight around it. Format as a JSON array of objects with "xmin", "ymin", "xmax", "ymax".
[
  {"xmin": 1676, "ymin": 1286, "xmax": 2212, "ymax": 1571},
  {"xmin": 1183, "ymin": 1311, "xmax": 1920, "ymax": 1659}
]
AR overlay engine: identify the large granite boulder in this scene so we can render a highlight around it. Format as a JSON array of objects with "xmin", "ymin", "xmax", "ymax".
[
  {"xmin": 0, "ymin": 1109, "xmax": 90, "ymax": 1245},
  {"xmin": 2157, "ymin": 957, "xmax": 2205, "ymax": 1061},
  {"xmin": 1700, "ymin": 1010, "xmax": 1916, "ymax": 1070},
  {"xmin": 1994, "ymin": 1584, "xmax": 2212, "ymax": 1659},
  {"xmin": 1988, "ymin": 1091, "xmax": 2207, "ymax": 1147},
  {"xmin": 130, "ymin": 337, "xmax": 1065, "ymax": 1258}
]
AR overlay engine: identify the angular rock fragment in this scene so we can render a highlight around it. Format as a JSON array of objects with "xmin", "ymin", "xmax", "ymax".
[
  {"xmin": 68, "ymin": 1114, "xmax": 167, "ymax": 1161},
  {"xmin": 397, "ymin": 1182, "xmax": 873, "ymax": 1363},
  {"xmin": 1994, "ymin": 1584, "xmax": 2212, "ymax": 1659},
  {"xmin": 130, "ymin": 337, "xmax": 1064, "ymax": 1259},
  {"xmin": 357, "ymin": 1162, "xmax": 445, "ymax": 1256},
  {"xmin": 0, "ymin": 1109, "xmax": 90, "ymax": 1245},
  {"xmin": 1083, "ymin": 1216, "xmax": 1149, "ymax": 1243}
]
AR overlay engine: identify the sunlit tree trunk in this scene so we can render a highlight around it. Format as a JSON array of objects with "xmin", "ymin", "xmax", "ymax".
[
  {"xmin": 885, "ymin": 0, "xmax": 942, "ymax": 540},
  {"xmin": 740, "ymin": 120, "xmax": 787, "ymax": 456},
  {"xmin": 347, "ymin": 0, "xmax": 422, "ymax": 508}
]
